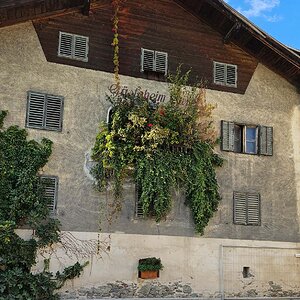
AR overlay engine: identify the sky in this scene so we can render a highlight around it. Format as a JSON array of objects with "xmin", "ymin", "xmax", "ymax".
[{"xmin": 223, "ymin": 0, "xmax": 300, "ymax": 50}]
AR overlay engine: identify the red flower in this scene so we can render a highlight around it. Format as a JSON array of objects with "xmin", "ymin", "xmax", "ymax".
[{"xmin": 147, "ymin": 123, "xmax": 153, "ymax": 127}]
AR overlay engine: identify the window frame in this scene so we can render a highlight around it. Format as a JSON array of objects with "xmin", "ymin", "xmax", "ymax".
[
  {"xmin": 58, "ymin": 31, "xmax": 89, "ymax": 62},
  {"xmin": 221, "ymin": 121, "xmax": 273, "ymax": 156},
  {"xmin": 26, "ymin": 91, "xmax": 64, "ymax": 132},
  {"xmin": 213, "ymin": 61, "xmax": 238, "ymax": 88}
]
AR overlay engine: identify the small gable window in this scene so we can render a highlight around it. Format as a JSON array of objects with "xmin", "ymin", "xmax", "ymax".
[
  {"xmin": 141, "ymin": 48, "xmax": 168, "ymax": 75},
  {"xmin": 233, "ymin": 191, "xmax": 261, "ymax": 226},
  {"xmin": 41, "ymin": 176, "xmax": 58, "ymax": 215},
  {"xmin": 58, "ymin": 32, "xmax": 89, "ymax": 62},
  {"xmin": 221, "ymin": 121, "xmax": 273, "ymax": 156},
  {"xmin": 214, "ymin": 61, "xmax": 237, "ymax": 87},
  {"xmin": 26, "ymin": 91, "xmax": 64, "ymax": 132}
]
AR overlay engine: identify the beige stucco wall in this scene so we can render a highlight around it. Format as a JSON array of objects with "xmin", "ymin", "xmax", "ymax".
[{"xmin": 1, "ymin": 22, "xmax": 300, "ymax": 242}]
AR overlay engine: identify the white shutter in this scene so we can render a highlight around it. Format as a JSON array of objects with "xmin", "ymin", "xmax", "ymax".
[
  {"xmin": 226, "ymin": 64, "xmax": 237, "ymax": 87},
  {"xmin": 155, "ymin": 51, "xmax": 168, "ymax": 75},
  {"xmin": 74, "ymin": 35, "xmax": 89, "ymax": 61},
  {"xmin": 247, "ymin": 193, "xmax": 260, "ymax": 225},
  {"xmin": 233, "ymin": 192, "xmax": 247, "ymax": 225},
  {"xmin": 41, "ymin": 176, "xmax": 58, "ymax": 214},
  {"xmin": 141, "ymin": 48, "xmax": 155, "ymax": 72},
  {"xmin": 27, "ymin": 92, "xmax": 46, "ymax": 129},
  {"xmin": 135, "ymin": 184, "xmax": 144, "ymax": 218},
  {"xmin": 45, "ymin": 95, "xmax": 64, "ymax": 131},
  {"xmin": 58, "ymin": 32, "xmax": 73, "ymax": 58},
  {"xmin": 214, "ymin": 62, "xmax": 226, "ymax": 85}
]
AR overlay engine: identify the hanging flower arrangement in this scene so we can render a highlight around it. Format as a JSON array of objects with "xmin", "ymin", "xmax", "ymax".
[{"xmin": 92, "ymin": 69, "xmax": 223, "ymax": 234}]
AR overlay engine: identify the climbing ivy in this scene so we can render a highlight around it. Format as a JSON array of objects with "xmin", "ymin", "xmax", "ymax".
[
  {"xmin": 92, "ymin": 69, "xmax": 223, "ymax": 234},
  {"xmin": 0, "ymin": 112, "xmax": 87, "ymax": 299}
]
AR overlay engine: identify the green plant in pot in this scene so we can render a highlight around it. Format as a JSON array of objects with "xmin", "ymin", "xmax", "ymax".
[{"xmin": 138, "ymin": 257, "xmax": 163, "ymax": 279}]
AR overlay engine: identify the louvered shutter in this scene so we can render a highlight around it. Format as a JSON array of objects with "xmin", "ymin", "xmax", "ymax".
[
  {"xmin": 221, "ymin": 121, "xmax": 235, "ymax": 151},
  {"xmin": 41, "ymin": 176, "xmax": 58, "ymax": 214},
  {"xmin": 259, "ymin": 126, "xmax": 273, "ymax": 156},
  {"xmin": 214, "ymin": 62, "xmax": 226, "ymax": 85},
  {"xmin": 27, "ymin": 92, "xmax": 46, "ymax": 129},
  {"xmin": 45, "ymin": 95, "xmax": 63, "ymax": 131},
  {"xmin": 226, "ymin": 64, "xmax": 237, "ymax": 87},
  {"xmin": 141, "ymin": 48, "xmax": 155, "ymax": 72},
  {"xmin": 233, "ymin": 192, "xmax": 247, "ymax": 225},
  {"xmin": 135, "ymin": 184, "xmax": 144, "ymax": 218},
  {"xmin": 74, "ymin": 35, "xmax": 89, "ymax": 61},
  {"xmin": 247, "ymin": 193, "xmax": 260, "ymax": 225},
  {"xmin": 58, "ymin": 32, "xmax": 73, "ymax": 58},
  {"xmin": 155, "ymin": 51, "xmax": 168, "ymax": 75}
]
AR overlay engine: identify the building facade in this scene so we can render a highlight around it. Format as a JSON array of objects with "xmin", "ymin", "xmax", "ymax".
[{"xmin": 1, "ymin": 0, "xmax": 300, "ymax": 298}]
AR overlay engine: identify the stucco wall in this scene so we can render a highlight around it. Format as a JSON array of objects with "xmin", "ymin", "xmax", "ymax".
[{"xmin": 1, "ymin": 22, "xmax": 300, "ymax": 242}]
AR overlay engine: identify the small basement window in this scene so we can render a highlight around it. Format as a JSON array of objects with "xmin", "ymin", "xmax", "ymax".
[
  {"xmin": 243, "ymin": 267, "xmax": 250, "ymax": 278},
  {"xmin": 214, "ymin": 61, "xmax": 237, "ymax": 87},
  {"xmin": 141, "ymin": 48, "xmax": 168, "ymax": 75},
  {"xmin": 58, "ymin": 31, "xmax": 89, "ymax": 62}
]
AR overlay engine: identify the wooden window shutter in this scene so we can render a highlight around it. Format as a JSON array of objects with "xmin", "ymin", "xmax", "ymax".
[
  {"xmin": 233, "ymin": 192, "xmax": 260, "ymax": 226},
  {"xmin": 214, "ymin": 62, "xmax": 226, "ymax": 85},
  {"xmin": 155, "ymin": 51, "xmax": 168, "ymax": 75},
  {"xmin": 259, "ymin": 126, "xmax": 273, "ymax": 156},
  {"xmin": 135, "ymin": 184, "xmax": 144, "ymax": 218},
  {"xmin": 41, "ymin": 176, "xmax": 58, "ymax": 214},
  {"xmin": 27, "ymin": 92, "xmax": 46, "ymax": 129},
  {"xmin": 141, "ymin": 48, "xmax": 155, "ymax": 72},
  {"xmin": 226, "ymin": 64, "xmax": 237, "ymax": 87},
  {"xmin": 247, "ymin": 193, "xmax": 260, "ymax": 225},
  {"xmin": 233, "ymin": 192, "xmax": 247, "ymax": 225},
  {"xmin": 74, "ymin": 35, "xmax": 89, "ymax": 61},
  {"xmin": 221, "ymin": 120, "xmax": 235, "ymax": 151},
  {"xmin": 45, "ymin": 95, "xmax": 64, "ymax": 131},
  {"xmin": 58, "ymin": 32, "xmax": 73, "ymax": 58}
]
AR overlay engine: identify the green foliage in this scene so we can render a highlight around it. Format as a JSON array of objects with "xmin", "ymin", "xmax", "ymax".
[
  {"xmin": 0, "ymin": 112, "xmax": 87, "ymax": 299},
  {"xmin": 138, "ymin": 257, "xmax": 163, "ymax": 271},
  {"xmin": 92, "ymin": 69, "xmax": 223, "ymax": 234}
]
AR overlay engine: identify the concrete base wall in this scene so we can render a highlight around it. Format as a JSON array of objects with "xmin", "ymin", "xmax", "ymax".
[{"xmin": 18, "ymin": 231, "xmax": 300, "ymax": 298}]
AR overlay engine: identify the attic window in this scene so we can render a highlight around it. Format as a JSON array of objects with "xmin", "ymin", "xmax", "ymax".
[
  {"xmin": 141, "ymin": 48, "xmax": 168, "ymax": 75},
  {"xmin": 214, "ymin": 62, "xmax": 237, "ymax": 87},
  {"xmin": 58, "ymin": 32, "xmax": 89, "ymax": 62}
]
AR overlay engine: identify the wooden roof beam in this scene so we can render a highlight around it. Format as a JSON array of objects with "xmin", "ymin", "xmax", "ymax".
[{"xmin": 223, "ymin": 21, "xmax": 241, "ymax": 44}]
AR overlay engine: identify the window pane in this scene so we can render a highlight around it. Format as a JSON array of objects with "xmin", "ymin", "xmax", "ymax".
[
  {"xmin": 246, "ymin": 127, "xmax": 256, "ymax": 140},
  {"xmin": 234, "ymin": 125, "xmax": 242, "ymax": 153},
  {"xmin": 246, "ymin": 141, "xmax": 257, "ymax": 154}
]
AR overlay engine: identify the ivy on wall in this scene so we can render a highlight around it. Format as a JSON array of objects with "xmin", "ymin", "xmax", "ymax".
[
  {"xmin": 0, "ymin": 111, "xmax": 87, "ymax": 299},
  {"xmin": 92, "ymin": 69, "xmax": 223, "ymax": 234}
]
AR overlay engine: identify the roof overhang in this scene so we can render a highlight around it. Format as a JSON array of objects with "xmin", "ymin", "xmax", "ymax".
[{"xmin": 173, "ymin": 0, "xmax": 300, "ymax": 89}]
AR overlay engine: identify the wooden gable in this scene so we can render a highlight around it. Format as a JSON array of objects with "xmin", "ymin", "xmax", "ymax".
[{"xmin": 33, "ymin": 0, "xmax": 258, "ymax": 94}]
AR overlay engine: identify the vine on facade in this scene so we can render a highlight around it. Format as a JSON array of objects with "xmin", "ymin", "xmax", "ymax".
[
  {"xmin": 92, "ymin": 68, "xmax": 223, "ymax": 234},
  {"xmin": 0, "ymin": 112, "xmax": 87, "ymax": 299}
]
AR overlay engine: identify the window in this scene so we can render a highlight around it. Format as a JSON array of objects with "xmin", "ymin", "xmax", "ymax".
[
  {"xmin": 214, "ymin": 61, "xmax": 237, "ymax": 87},
  {"xmin": 221, "ymin": 121, "xmax": 273, "ymax": 155},
  {"xmin": 40, "ymin": 176, "xmax": 58, "ymax": 214},
  {"xmin": 26, "ymin": 91, "xmax": 64, "ymax": 131},
  {"xmin": 233, "ymin": 191, "xmax": 260, "ymax": 226},
  {"xmin": 141, "ymin": 48, "xmax": 168, "ymax": 75},
  {"xmin": 135, "ymin": 184, "xmax": 144, "ymax": 218},
  {"xmin": 58, "ymin": 32, "xmax": 89, "ymax": 62}
]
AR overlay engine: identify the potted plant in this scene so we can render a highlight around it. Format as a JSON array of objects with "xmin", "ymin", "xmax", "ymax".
[{"xmin": 138, "ymin": 257, "xmax": 163, "ymax": 279}]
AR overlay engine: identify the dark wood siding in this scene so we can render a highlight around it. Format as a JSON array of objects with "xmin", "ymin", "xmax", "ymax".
[{"xmin": 34, "ymin": 0, "xmax": 258, "ymax": 94}]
